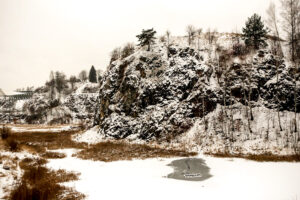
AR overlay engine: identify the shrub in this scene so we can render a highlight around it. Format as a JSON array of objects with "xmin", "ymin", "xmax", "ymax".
[
  {"xmin": 232, "ymin": 43, "xmax": 249, "ymax": 56},
  {"xmin": 0, "ymin": 126, "xmax": 11, "ymax": 139},
  {"xmin": 25, "ymin": 113, "xmax": 44, "ymax": 124},
  {"xmin": 7, "ymin": 138, "xmax": 18, "ymax": 151},
  {"xmin": 10, "ymin": 158, "xmax": 83, "ymax": 200},
  {"xmin": 78, "ymin": 122, "xmax": 87, "ymax": 131},
  {"xmin": 49, "ymin": 114, "xmax": 72, "ymax": 125},
  {"xmin": 49, "ymin": 99, "xmax": 60, "ymax": 108},
  {"xmin": 110, "ymin": 47, "xmax": 121, "ymax": 64},
  {"xmin": 159, "ymin": 35, "xmax": 166, "ymax": 42},
  {"xmin": 121, "ymin": 43, "xmax": 135, "ymax": 59}
]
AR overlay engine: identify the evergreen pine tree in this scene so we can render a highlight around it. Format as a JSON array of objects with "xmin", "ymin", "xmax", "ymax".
[
  {"xmin": 242, "ymin": 14, "xmax": 268, "ymax": 49},
  {"xmin": 136, "ymin": 28, "xmax": 156, "ymax": 51},
  {"xmin": 89, "ymin": 66, "xmax": 97, "ymax": 83}
]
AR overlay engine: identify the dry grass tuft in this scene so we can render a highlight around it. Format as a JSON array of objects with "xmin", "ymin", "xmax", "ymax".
[
  {"xmin": 207, "ymin": 152, "xmax": 300, "ymax": 162},
  {"xmin": 0, "ymin": 126, "xmax": 11, "ymax": 140},
  {"xmin": 41, "ymin": 152, "xmax": 66, "ymax": 159},
  {"xmin": 10, "ymin": 158, "xmax": 84, "ymax": 200},
  {"xmin": 6, "ymin": 130, "xmax": 86, "ymax": 155},
  {"xmin": 6, "ymin": 138, "xmax": 18, "ymax": 151},
  {"xmin": 76, "ymin": 141, "xmax": 197, "ymax": 162},
  {"xmin": 5, "ymin": 127, "xmax": 196, "ymax": 162},
  {"xmin": 1, "ymin": 127, "xmax": 85, "ymax": 199}
]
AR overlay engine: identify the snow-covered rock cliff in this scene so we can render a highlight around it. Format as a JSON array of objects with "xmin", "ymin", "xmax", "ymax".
[{"xmin": 94, "ymin": 34, "xmax": 300, "ymax": 155}]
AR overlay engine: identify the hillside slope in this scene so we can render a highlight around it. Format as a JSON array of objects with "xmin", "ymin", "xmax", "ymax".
[{"xmin": 0, "ymin": 82, "xmax": 99, "ymax": 125}]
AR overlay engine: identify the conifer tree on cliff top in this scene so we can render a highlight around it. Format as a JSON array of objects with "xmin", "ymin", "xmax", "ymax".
[
  {"xmin": 242, "ymin": 13, "xmax": 268, "ymax": 49},
  {"xmin": 89, "ymin": 65, "xmax": 97, "ymax": 83},
  {"xmin": 136, "ymin": 28, "xmax": 156, "ymax": 51}
]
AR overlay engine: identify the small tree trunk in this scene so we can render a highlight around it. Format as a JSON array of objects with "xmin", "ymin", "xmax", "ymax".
[
  {"xmin": 248, "ymin": 69, "xmax": 254, "ymax": 121},
  {"xmin": 243, "ymin": 70, "xmax": 252, "ymax": 135},
  {"xmin": 166, "ymin": 33, "xmax": 170, "ymax": 59},
  {"xmin": 230, "ymin": 89, "xmax": 234, "ymax": 132},
  {"xmin": 217, "ymin": 58, "xmax": 220, "ymax": 84},
  {"xmin": 276, "ymin": 60, "xmax": 283, "ymax": 131},
  {"xmin": 266, "ymin": 109, "xmax": 270, "ymax": 140},
  {"xmin": 248, "ymin": 85, "xmax": 253, "ymax": 121},
  {"xmin": 202, "ymin": 96, "xmax": 207, "ymax": 130},
  {"xmin": 294, "ymin": 70, "xmax": 298, "ymax": 133},
  {"xmin": 230, "ymin": 88, "xmax": 234, "ymax": 143},
  {"xmin": 223, "ymin": 75, "xmax": 227, "ymax": 138}
]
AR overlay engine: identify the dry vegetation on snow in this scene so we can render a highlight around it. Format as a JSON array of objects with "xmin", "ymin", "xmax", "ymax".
[{"xmin": 0, "ymin": 125, "xmax": 197, "ymax": 199}]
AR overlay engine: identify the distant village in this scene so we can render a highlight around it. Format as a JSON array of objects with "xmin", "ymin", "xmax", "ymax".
[{"xmin": 0, "ymin": 88, "xmax": 34, "ymax": 101}]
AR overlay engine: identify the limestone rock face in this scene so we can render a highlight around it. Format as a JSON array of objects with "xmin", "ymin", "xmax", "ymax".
[{"xmin": 94, "ymin": 40, "xmax": 300, "ymax": 141}]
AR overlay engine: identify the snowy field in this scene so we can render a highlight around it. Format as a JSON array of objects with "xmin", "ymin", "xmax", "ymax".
[{"xmin": 47, "ymin": 149, "xmax": 300, "ymax": 200}]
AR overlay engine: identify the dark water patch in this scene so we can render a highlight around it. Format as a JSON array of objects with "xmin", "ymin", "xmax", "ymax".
[{"xmin": 167, "ymin": 158, "xmax": 212, "ymax": 181}]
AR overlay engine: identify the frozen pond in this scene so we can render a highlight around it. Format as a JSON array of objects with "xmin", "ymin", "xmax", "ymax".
[
  {"xmin": 167, "ymin": 158, "xmax": 212, "ymax": 181},
  {"xmin": 47, "ymin": 150, "xmax": 300, "ymax": 200}
]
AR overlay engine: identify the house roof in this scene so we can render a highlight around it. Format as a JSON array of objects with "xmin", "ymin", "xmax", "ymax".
[{"xmin": 0, "ymin": 88, "xmax": 5, "ymax": 96}]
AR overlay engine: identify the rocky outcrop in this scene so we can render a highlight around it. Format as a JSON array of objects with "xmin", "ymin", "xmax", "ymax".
[{"xmin": 95, "ymin": 39, "xmax": 300, "ymax": 141}]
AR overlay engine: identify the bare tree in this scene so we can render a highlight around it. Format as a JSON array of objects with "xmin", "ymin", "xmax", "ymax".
[
  {"xmin": 266, "ymin": 2, "xmax": 285, "ymax": 131},
  {"xmin": 121, "ymin": 43, "xmax": 135, "ymax": 59},
  {"xmin": 166, "ymin": 30, "xmax": 171, "ymax": 58},
  {"xmin": 267, "ymin": 2, "xmax": 284, "ymax": 57},
  {"xmin": 280, "ymin": 0, "xmax": 300, "ymax": 133},
  {"xmin": 202, "ymin": 95, "xmax": 207, "ymax": 130},
  {"xmin": 110, "ymin": 47, "xmax": 121, "ymax": 64},
  {"xmin": 292, "ymin": 66, "xmax": 299, "ymax": 133},
  {"xmin": 241, "ymin": 61, "xmax": 252, "ymax": 135},
  {"xmin": 79, "ymin": 70, "xmax": 88, "ymax": 82},
  {"xmin": 266, "ymin": 109, "xmax": 271, "ymax": 140},
  {"xmin": 69, "ymin": 75, "xmax": 77, "ymax": 90},
  {"xmin": 205, "ymin": 28, "xmax": 217, "ymax": 45},
  {"xmin": 275, "ymin": 58, "xmax": 284, "ymax": 131},
  {"xmin": 196, "ymin": 28, "xmax": 203, "ymax": 51},
  {"xmin": 219, "ymin": 55, "xmax": 229, "ymax": 138},
  {"xmin": 230, "ymin": 88, "xmax": 234, "ymax": 133},
  {"xmin": 186, "ymin": 25, "xmax": 196, "ymax": 46},
  {"xmin": 247, "ymin": 54, "xmax": 255, "ymax": 122},
  {"xmin": 166, "ymin": 30, "xmax": 171, "ymax": 46},
  {"xmin": 205, "ymin": 28, "xmax": 211, "ymax": 44},
  {"xmin": 281, "ymin": 0, "xmax": 300, "ymax": 62},
  {"xmin": 55, "ymin": 71, "xmax": 67, "ymax": 95},
  {"xmin": 48, "ymin": 71, "xmax": 56, "ymax": 100}
]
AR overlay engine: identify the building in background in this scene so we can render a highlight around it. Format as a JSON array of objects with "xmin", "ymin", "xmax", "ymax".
[{"xmin": 0, "ymin": 88, "xmax": 5, "ymax": 99}]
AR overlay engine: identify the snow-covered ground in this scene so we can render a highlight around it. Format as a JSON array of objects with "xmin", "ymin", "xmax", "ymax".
[
  {"xmin": 179, "ymin": 104, "xmax": 300, "ymax": 155},
  {"xmin": 14, "ymin": 100, "xmax": 26, "ymax": 111},
  {"xmin": 75, "ymin": 82, "xmax": 99, "ymax": 94},
  {"xmin": 72, "ymin": 126, "xmax": 104, "ymax": 144},
  {"xmin": 47, "ymin": 149, "xmax": 300, "ymax": 200},
  {"xmin": 7, "ymin": 124, "xmax": 76, "ymax": 133}
]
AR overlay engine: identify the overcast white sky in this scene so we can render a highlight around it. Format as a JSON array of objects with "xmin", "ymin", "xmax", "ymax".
[{"xmin": 0, "ymin": 0, "xmax": 280, "ymax": 93}]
